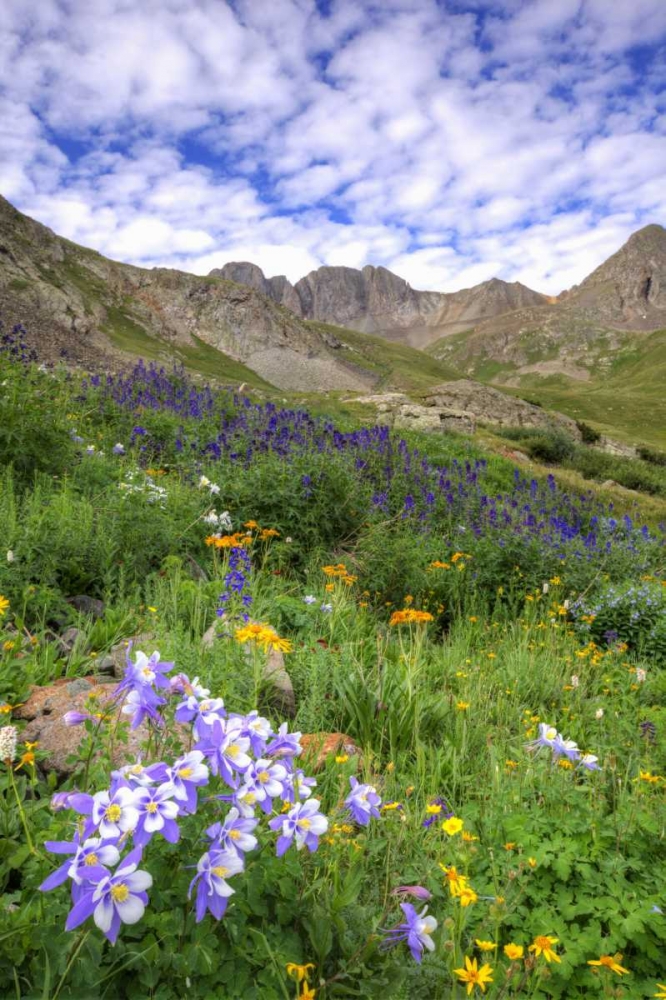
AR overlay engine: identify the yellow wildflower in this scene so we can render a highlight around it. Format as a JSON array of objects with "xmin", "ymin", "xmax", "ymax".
[
  {"xmin": 588, "ymin": 955, "xmax": 629, "ymax": 976},
  {"xmin": 454, "ymin": 956, "xmax": 493, "ymax": 995},
  {"xmin": 529, "ymin": 935, "xmax": 561, "ymax": 963},
  {"xmin": 442, "ymin": 816, "xmax": 464, "ymax": 836},
  {"xmin": 440, "ymin": 865, "xmax": 468, "ymax": 896},
  {"xmin": 458, "ymin": 886, "xmax": 478, "ymax": 907},
  {"xmin": 475, "ymin": 940, "xmax": 497, "ymax": 952},
  {"xmin": 504, "ymin": 944, "xmax": 524, "ymax": 960},
  {"xmin": 286, "ymin": 962, "xmax": 315, "ymax": 983}
]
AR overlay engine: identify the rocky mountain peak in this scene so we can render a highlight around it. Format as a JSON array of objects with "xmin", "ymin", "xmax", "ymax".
[{"xmin": 572, "ymin": 221, "xmax": 666, "ymax": 324}]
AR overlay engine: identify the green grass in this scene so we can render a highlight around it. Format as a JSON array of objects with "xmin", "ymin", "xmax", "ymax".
[
  {"xmin": 309, "ymin": 321, "xmax": 460, "ymax": 391},
  {"xmin": 0, "ymin": 352, "xmax": 664, "ymax": 998}
]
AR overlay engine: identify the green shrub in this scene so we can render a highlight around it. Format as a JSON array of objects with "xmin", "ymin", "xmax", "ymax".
[
  {"xmin": 576, "ymin": 420, "xmax": 601, "ymax": 444},
  {"xmin": 524, "ymin": 431, "xmax": 576, "ymax": 463}
]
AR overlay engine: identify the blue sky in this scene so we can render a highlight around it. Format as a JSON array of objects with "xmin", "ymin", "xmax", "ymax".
[{"xmin": 1, "ymin": 0, "xmax": 665, "ymax": 294}]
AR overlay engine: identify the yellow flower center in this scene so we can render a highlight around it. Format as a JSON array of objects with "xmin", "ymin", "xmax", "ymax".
[
  {"xmin": 178, "ymin": 767, "xmax": 193, "ymax": 778},
  {"xmin": 105, "ymin": 804, "xmax": 122, "ymax": 822},
  {"xmin": 298, "ymin": 818, "xmax": 312, "ymax": 830},
  {"xmin": 226, "ymin": 744, "xmax": 240, "ymax": 759},
  {"xmin": 84, "ymin": 853, "xmax": 98, "ymax": 866},
  {"xmin": 258, "ymin": 770, "xmax": 270, "ymax": 783},
  {"xmin": 110, "ymin": 883, "xmax": 129, "ymax": 903},
  {"xmin": 212, "ymin": 866, "xmax": 229, "ymax": 878},
  {"xmin": 146, "ymin": 802, "xmax": 158, "ymax": 814},
  {"xmin": 229, "ymin": 829, "xmax": 240, "ymax": 840},
  {"xmin": 546, "ymin": 727, "xmax": 557, "ymax": 740}
]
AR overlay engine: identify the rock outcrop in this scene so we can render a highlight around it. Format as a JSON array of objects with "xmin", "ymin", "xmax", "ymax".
[
  {"xmin": 424, "ymin": 381, "xmax": 582, "ymax": 439},
  {"xmin": 353, "ymin": 381, "xmax": 581, "ymax": 440}
]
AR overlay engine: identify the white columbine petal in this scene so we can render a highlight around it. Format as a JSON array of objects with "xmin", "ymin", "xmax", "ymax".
[{"xmin": 115, "ymin": 895, "xmax": 146, "ymax": 924}]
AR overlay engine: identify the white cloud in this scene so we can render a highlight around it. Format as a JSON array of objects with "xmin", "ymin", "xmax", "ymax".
[{"xmin": 0, "ymin": 0, "xmax": 665, "ymax": 298}]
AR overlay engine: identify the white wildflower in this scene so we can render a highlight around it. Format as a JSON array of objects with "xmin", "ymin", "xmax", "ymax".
[{"xmin": 0, "ymin": 725, "xmax": 17, "ymax": 762}]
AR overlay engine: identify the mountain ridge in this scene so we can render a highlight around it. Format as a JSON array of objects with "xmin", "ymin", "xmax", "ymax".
[{"xmin": 213, "ymin": 260, "xmax": 551, "ymax": 348}]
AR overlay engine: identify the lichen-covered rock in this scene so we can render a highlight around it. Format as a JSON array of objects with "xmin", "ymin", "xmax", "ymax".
[
  {"xmin": 14, "ymin": 677, "xmax": 148, "ymax": 777},
  {"xmin": 424, "ymin": 380, "xmax": 581, "ymax": 440}
]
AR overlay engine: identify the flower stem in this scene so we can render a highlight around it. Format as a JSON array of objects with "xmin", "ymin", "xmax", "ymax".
[{"xmin": 7, "ymin": 766, "xmax": 35, "ymax": 854}]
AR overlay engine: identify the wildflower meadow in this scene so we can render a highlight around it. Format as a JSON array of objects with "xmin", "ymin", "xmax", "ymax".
[{"xmin": 0, "ymin": 326, "xmax": 664, "ymax": 998}]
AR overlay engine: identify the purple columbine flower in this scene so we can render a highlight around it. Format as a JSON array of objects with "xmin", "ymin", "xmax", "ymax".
[
  {"xmin": 206, "ymin": 806, "xmax": 258, "ymax": 856},
  {"xmin": 66, "ymin": 849, "xmax": 152, "ymax": 944},
  {"xmin": 91, "ymin": 787, "xmax": 140, "ymax": 839},
  {"xmin": 39, "ymin": 835, "xmax": 120, "ymax": 893},
  {"xmin": 111, "ymin": 759, "xmax": 161, "ymax": 789},
  {"xmin": 552, "ymin": 735, "xmax": 580, "ymax": 761},
  {"xmin": 265, "ymin": 722, "xmax": 302, "ymax": 760},
  {"xmin": 116, "ymin": 648, "xmax": 173, "ymax": 698},
  {"xmin": 320, "ymin": 603, "xmax": 333, "ymax": 613},
  {"xmin": 197, "ymin": 718, "xmax": 251, "ymax": 787},
  {"xmin": 133, "ymin": 784, "xmax": 180, "ymax": 848},
  {"xmin": 578, "ymin": 753, "xmax": 601, "ymax": 771},
  {"xmin": 169, "ymin": 673, "xmax": 210, "ymax": 699},
  {"xmin": 120, "ymin": 687, "xmax": 167, "ymax": 730},
  {"xmin": 63, "ymin": 710, "xmax": 97, "ymax": 727},
  {"xmin": 159, "ymin": 750, "xmax": 209, "ymax": 814},
  {"xmin": 188, "ymin": 848, "xmax": 244, "ymax": 922},
  {"xmin": 238, "ymin": 759, "xmax": 288, "ymax": 814},
  {"xmin": 281, "ymin": 769, "xmax": 317, "ymax": 804},
  {"xmin": 241, "ymin": 711, "xmax": 273, "ymax": 756},
  {"xmin": 391, "ymin": 886, "xmax": 432, "ymax": 901},
  {"xmin": 176, "ymin": 696, "xmax": 226, "ymax": 737},
  {"xmin": 268, "ymin": 798, "xmax": 328, "ymax": 856},
  {"xmin": 303, "ymin": 595, "xmax": 316, "ymax": 605},
  {"xmin": 345, "ymin": 776, "xmax": 382, "ymax": 825},
  {"xmin": 525, "ymin": 722, "xmax": 559, "ymax": 753},
  {"xmin": 112, "ymin": 443, "xmax": 125, "ymax": 455},
  {"xmin": 381, "ymin": 903, "xmax": 438, "ymax": 963}
]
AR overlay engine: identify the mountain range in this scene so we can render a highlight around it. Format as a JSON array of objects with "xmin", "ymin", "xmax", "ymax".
[
  {"xmin": 1, "ymin": 193, "xmax": 665, "ymax": 443},
  {"xmin": 213, "ymin": 260, "xmax": 550, "ymax": 348}
]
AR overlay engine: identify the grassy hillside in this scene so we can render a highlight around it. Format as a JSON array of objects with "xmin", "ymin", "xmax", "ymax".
[
  {"xmin": 427, "ymin": 325, "xmax": 666, "ymax": 448},
  {"xmin": 309, "ymin": 321, "xmax": 460, "ymax": 391},
  {"xmin": 499, "ymin": 329, "xmax": 666, "ymax": 448}
]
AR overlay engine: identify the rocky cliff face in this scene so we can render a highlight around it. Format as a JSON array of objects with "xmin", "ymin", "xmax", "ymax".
[
  {"xmin": 565, "ymin": 224, "xmax": 666, "ymax": 328},
  {"xmin": 212, "ymin": 260, "xmax": 548, "ymax": 348}
]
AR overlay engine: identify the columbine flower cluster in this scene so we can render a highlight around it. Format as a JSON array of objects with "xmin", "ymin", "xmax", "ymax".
[
  {"xmin": 526, "ymin": 722, "xmax": 601, "ymax": 771},
  {"xmin": 118, "ymin": 469, "xmax": 167, "ymax": 508},
  {"xmin": 198, "ymin": 474, "xmax": 221, "ymax": 496},
  {"xmin": 40, "ymin": 648, "xmax": 383, "ymax": 944},
  {"xmin": 202, "ymin": 509, "xmax": 233, "ymax": 530}
]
